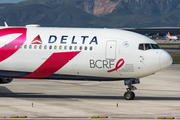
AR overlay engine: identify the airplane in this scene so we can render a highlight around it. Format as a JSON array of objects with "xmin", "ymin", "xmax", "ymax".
[
  {"xmin": 166, "ymin": 32, "xmax": 179, "ymax": 41},
  {"xmin": 0, "ymin": 23, "xmax": 172, "ymax": 100}
]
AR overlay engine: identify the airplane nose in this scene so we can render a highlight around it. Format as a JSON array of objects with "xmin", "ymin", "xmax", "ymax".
[{"xmin": 159, "ymin": 51, "xmax": 173, "ymax": 69}]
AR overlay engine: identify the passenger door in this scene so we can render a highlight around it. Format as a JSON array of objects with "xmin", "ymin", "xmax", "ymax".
[{"xmin": 106, "ymin": 41, "xmax": 117, "ymax": 60}]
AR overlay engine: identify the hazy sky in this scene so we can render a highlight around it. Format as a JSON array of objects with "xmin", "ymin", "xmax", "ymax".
[{"xmin": 0, "ymin": 0, "xmax": 26, "ymax": 3}]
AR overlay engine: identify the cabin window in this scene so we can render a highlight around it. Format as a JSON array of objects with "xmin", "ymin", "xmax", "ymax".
[
  {"xmin": 79, "ymin": 46, "xmax": 82, "ymax": 50},
  {"xmin": 74, "ymin": 46, "xmax": 77, "ymax": 50},
  {"xmin": 44, "ymin": 45, "xmax": 47, "ymax": 49},
  {"xmin": 29, "ymin": 45, "xmax": 32, "ymax": 49},
  {"xmin": 10, "ymin": 45, "xmax": 12, "ymax": 49},
  {"xmin": 59, "ymin": 46, "xmax": 62, "ymax": 50},
  {"xmin": 4, "ymin": 44, "xmax": 7, "ymax": 48},
  {"xmin": 69, "ymin": 46, "xmax": 72, "ymax": 50},
  {"xmin": 39, "ymin": 45, "xmax": 42, "ymax": 49},
  {"xmin": 34, "ymin": 45, "xmax": 37, "ymax": 49},
  {"xmin": 64, "ymin": 46, "xmax": 67, "ymax": 50},
  {"xmin": 90, "ymin": 46, "xmax": 93, "ymax": 50},
  {"xmin": 14, "ymin": 45, "xmax": 17, "ymax": 49},
  {"xmin": 19, "ymin": 45, "xmax": 22, "ymax": 49},
  {"xmin": 49, "ymin": 45, "xmax": 52, "ymax": 50},
  {"xmin": 85, "ymin": 46, "xmax": 87, "ymax": 50},
  {"xmin": 24, "ymin": 45, "xmax": 27, "ymax": 49},
  {"xmin": 54, "ymin": 45, "xmax": 57, "ymax": 50}
]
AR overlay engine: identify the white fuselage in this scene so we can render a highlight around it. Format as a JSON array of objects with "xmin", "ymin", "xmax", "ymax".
[{"xmin": 0, "ymin": 27, "xmax": 172, "ymax": 81}]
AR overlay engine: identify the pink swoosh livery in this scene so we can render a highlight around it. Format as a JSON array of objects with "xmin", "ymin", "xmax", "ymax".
[
  {"xmin": 0, "ymin": 27, "xmax": 81, "ymax": 79},
  {"xmin": 22, "ymin": 51, "xmax": 80, "ymax": 79},
  {"xmin": 0, "ymin": 28, "xmax": 27, "ymax": 62}
]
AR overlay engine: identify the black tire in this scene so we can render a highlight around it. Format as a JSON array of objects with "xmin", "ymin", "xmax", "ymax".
[
  {"xmin": 124, "ymin": 91, "xmax": 135, "ymax": 100},
  {"xmin": 131, "ymin": 91, "xmax": 135, "ymax": 100}
]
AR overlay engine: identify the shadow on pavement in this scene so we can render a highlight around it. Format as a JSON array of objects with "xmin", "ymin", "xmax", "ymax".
[{"xmin": 1, "ymin": 86, "xmax": 180, "ymax": 100}]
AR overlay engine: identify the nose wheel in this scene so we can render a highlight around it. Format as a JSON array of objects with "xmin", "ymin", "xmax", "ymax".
[
  {"xmin": 124, "ymin": 91, "xmax": 135, "ymax": 100},
  {"xmin": 124, "ymin": 85, "xmax": 137, "ymax": 100}
]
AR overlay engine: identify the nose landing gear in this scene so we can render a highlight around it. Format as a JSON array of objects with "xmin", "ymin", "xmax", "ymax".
[
  {"xmin": 124, "ymin": 79, "xmax": 140, "ymax": 100},
  {"xmin": 124, "ymin": 85, "xmax": 137, "ymax": 100}
]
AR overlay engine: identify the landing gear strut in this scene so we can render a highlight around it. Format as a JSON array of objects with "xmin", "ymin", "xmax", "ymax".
[{"xmin": 124, "ymin": 79, "xmax": 140, "ymax": 100}]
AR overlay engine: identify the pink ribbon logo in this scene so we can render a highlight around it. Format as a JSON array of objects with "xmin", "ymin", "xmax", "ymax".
[{"xmin": 107, "ymin": 59, "xmax": 125, "ymax": 75}]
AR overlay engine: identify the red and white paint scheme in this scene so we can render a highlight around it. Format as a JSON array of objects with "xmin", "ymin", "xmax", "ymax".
[
  {"xmin": 166, "ymin": 32, "xmax": 179, "ymax": 41},
  {"xmin": 0, "ymin": 24, "xmax": 172, "ymax": 100}
]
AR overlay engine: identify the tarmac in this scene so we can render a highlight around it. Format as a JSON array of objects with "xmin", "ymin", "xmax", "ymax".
[
  {"xmin": 0, "ymin": 64, "xmax": 180, "ymax": 120},
  {"xmin": 154, "ymin": 39, "xmax": 180, "ymax": 43}
]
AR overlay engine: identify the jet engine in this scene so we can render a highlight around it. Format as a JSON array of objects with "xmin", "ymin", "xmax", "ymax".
[{"xmin": 0, "ymin": 78, "xmax": 13, "ymax": 84}]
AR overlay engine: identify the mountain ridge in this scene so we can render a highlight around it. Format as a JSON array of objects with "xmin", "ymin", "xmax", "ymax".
[{"xmin": 0, "ymin": 0, "xmax": 180, "ymax": 28}]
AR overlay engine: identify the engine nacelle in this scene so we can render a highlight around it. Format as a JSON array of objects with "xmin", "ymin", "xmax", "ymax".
[{"xmin": 0, "ymin": 78, "xmax": 13, "ymax": 84}]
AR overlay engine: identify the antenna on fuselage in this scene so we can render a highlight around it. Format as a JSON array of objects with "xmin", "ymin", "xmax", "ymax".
[{"xmin": 4, "ymin": 22, "xmax": 8, "ymax": 27}]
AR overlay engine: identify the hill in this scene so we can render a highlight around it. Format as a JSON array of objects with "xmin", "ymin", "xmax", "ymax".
[{"xmin": 0, "ymin": 0, "xmax": 180, "ymax": 28}]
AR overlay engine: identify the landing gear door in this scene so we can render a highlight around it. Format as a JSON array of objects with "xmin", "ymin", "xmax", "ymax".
[{"xmin": 106, "ymin": 41, "xmax": 117, "ymax": 60}]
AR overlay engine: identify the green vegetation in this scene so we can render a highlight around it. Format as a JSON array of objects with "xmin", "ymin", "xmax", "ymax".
[
  {"xmin": 158, "ymin": 43, "xmax": 180, "ymax": 45},
  {"xmin": 158, "ymin": 43, "xmax": 180, "ymax": 48},
  {"xmin": 168, "ymin": 52, "xmax": 180, "ymax": 64},
  {"xmin": 159, "ymin": 45, "xmax": 180, "ymax": 48}
]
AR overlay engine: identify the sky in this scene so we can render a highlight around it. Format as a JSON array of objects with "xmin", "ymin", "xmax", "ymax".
[{"xmin": 0, "ymin": 0, "xmax": 26, "ymax": 3}]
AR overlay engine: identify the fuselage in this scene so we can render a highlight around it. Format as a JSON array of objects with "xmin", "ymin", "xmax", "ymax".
[{"xmin": 0, "ymin": 27, "xmax": 172, "ymax": 81}]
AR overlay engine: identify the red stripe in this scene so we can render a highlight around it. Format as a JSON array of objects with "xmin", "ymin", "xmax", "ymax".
[{"xmin": 21, "ymin": 51, "xmax": 80, "ymax": 79}]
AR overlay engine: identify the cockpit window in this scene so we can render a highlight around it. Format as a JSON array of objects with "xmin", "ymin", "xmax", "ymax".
[
  {"xmin": 151, "ymin": 44, "xmax": 160, "ymax": 49},
  {"xmin": 139, "ymin": 44, "xmax": 144, "ymax": 50},
  {"xmin": 145, "ymin": 44, "xmax": 152, "ymax": 50},
  {"xmin": 139, "ymin": 43, "xmax": 160, "ymax": 50}
]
